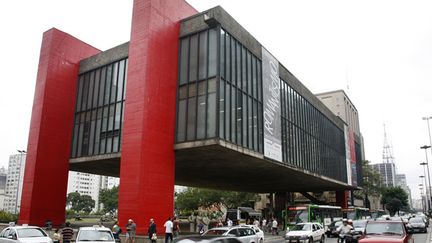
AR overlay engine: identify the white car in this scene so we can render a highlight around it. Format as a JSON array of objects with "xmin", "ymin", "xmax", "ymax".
[
  {"xmin": 285, "ymin": 223, "xmax": 325, "ymax": 243},
  {"xmin": 239, "ymin": 225, "xmax": 264, "ymax": 242},
  {"xmin": 0, "ymin": 226, "xmax": 52, "ymax": 243},
  {"xmin": 203, "ymin": 226, "xmax": 260, "ymax": 243},
  {"xmin": 76, "ymin": 226, "xmax": 116, "ymax": 243}
]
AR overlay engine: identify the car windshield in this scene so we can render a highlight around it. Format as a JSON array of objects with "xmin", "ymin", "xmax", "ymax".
[
  {"xmin": 17, "ymin": 228, "xmax": 47, "ymax": 238},
  {"xmin": 353, "ymin": 220, "xmax": 366, "ymax": 229},
  {"xmin": 292, "ymin": 224, "xmax": 311, "ymax": 231},
  {"xmin": 204, "ymin": 229, "xmax": 228, "ymax": 235},
  {"xmin": 365, "ymin": 222, "xmax": 404, "ymax": 235},
  {"xmin": 77, "ymin": 230, "xmax": 113, "ymax": 241},
  {"xmin": 409, "ymin": 218, "xmax": 424, "ymax": 223}
]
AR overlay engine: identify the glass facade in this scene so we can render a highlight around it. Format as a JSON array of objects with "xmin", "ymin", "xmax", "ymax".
[
  {"xmin": 176, "ymin": 27, "xmax": 348, "ymax": 183},
  {"xmin": 71, "ymin": 58, "xmax": 128, "ymax": 158}
]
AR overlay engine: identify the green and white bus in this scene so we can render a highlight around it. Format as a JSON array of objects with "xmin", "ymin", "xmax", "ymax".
[
  {"xmin": 283, "ymin": 205, "xmax": 342, "ymax": 230},
  {"xmin": 342, "ymin": 207, "xmax": 371, "ymax": 220}
]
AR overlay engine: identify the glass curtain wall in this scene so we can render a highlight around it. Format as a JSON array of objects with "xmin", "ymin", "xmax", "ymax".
[{"xmin": 71, "ymin": 58, "xmax": 128, "ymax": 158}]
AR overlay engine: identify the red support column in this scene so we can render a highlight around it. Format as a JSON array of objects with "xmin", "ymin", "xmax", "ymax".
[
  {"xmin": 118, "ymin": 0, "xmax": 196, "ymax": 234},
  {"xmin": 336, "ymin": 191, "xmax": 349, "ymax": 209},
  {"xmin": 19, "ymin": 29, "xmax": 99, "ymax": 227}
]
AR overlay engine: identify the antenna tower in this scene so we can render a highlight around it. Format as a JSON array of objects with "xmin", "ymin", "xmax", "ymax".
[{"xmin": 382, "ymin": 124, "xmax": 395, "ymax": 164}]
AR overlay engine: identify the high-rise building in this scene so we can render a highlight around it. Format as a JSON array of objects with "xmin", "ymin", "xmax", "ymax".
[
  {"xmin": 395, "ymin": 174, "xmax": 412, "ymax": 207},
  {"xmin": 0, "ymin": 167, "xmax": 8, "ymax": 211},
  {"xmin": 4, "ymin": 153, "xmax": 26, "ymax": 214},
  {"xmin": 372, "ymin": 163, "xmax": 396, "ymax": 187},
  {"xmin": 67, "ymin": 172, "xmax": 119, "ymax": 212}
]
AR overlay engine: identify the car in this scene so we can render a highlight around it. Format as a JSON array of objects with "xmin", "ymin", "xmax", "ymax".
[
  {"xmin": 239, "ymin": 225, "xmax": 264, "ymax": 242},
  {"xmin": 203, "ymin": 226, "xmax": 260, "ymax": 243},
  {"xmin": 326, "ymin": 220, "xmax": 342, "ymax": 237},
  {"xmin": 174, "ymin": 235, "xmax": 243, "ymax": 243},
  {"xmin": 407, "ymin": 217, "xmax": 427, "ymax": 233},
  {"xmin": 285, "ymin": 223, "xmax": 325, "ymax": 243},
  {"xmin": 358, "ymin": 220, "xmax": 413, "ymax": 243},
  {"xmin": 0, "ymin": 225, "xmax": 53, "ymax": 243},
  {"xmin": 352, "ymin": 220, "xmax": 367, "ymax": 234},
  {"xmin": 76, "ymin": 226, "xmax": 116, "ymax": 243}
]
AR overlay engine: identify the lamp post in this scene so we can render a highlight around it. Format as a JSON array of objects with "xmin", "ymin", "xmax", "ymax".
[
  {"xmin": 15, "ymin": 150, "xmax": 26, "ymax": 215},
  {"xmin": 420, "ymin": 175, "xmax": 429, "ymax": 212},
  {"xmin": 420, "ymin": 184, "xmax": 425, "ymax": 213},
  {"xmin": 421, "ymin": 145, "xmax": 432, "ymax": 215}
]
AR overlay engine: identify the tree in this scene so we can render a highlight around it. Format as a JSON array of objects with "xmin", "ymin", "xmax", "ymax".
[
  {"xmin": 99, "ymin": 186, "xmax": 119, "ymax": 214},
  {"xmin": 67, "ymin": 192, "xmax": 96, "ymax": 214},
  {"xmin": 354, "ymin": 160, "xmax": 383, "ymax": 208},
  {"xmin": 175, "ymin": 188, "xmax": 259, "ymax": 212},
  {"xmin": 381, "ymin": 187, "xmax": 408, "ymax": 216}
]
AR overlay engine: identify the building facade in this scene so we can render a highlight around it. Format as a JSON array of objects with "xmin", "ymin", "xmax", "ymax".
[
  {"xmin": 20, "ymin": 0, "xmax": 362, "ymax": 233},
  {"xmin": 5, "ymin": 154, "xmax": 26, "ymax": 214},
  {"xmin": 395, "ymin": 174, "xmax": 412, "ymax": 207},
  {"xmin": 0, "ymin": 167, "xmax": 7, "ymax": 211},
  {"xmin": 372, "ymin": 163, "xmax": 396, "ymax": 187}
]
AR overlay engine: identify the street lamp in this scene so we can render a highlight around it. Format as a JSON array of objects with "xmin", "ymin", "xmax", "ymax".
[
  {"xmin": 420, "ymin": 174, "xmax": 429, "ymax": 212},
  {"xmin": 420, "ymin": 183, "xmax": 425, "ymax": 213},
  {"xmin": 15, "ymin": 150, "xmax": 26, "ymax": 215},
  {"xmin": 421, "ymin": 145, "xmax": 432, "ymax": 215}
]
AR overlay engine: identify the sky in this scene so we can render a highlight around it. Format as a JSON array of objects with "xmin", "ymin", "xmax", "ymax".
[{"xmin": 1, "ymin": 0, "xmax": 431, "ymax": 200}]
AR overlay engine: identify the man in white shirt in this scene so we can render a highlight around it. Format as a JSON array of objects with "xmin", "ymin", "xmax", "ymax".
[
  {"xmin": 337, "ymin": 219, "xmax": 353, "ymax": 243},
  {"xmin": 271, "ymin": 218, "xmax": 278, "ymax": 235},
  {"xmin": 227, "ymin": 218, "xmax": 233, "ymax": 227},
  {"xmin": 261, "ymin": 218, "xmax": 267, "ymax": 232},
  {"xmin": 164, "ymin": 217, "xmax": 173, "ymax": 243}
]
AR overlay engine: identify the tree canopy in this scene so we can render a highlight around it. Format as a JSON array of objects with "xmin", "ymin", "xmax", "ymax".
[
  {"xmin": 99, "ymin": 186, "xmax": 119, "ymax": 214},
  {"xmin": 175, "ymin": 188, "xmax": 259, "ymax": 212},
  {"xmin": 67, "ymin": 192, "xmax": 95, "ymax": 214},
  {"xmin": 381, "ymin": 186, "xmax": 409, "ymax": 216}
]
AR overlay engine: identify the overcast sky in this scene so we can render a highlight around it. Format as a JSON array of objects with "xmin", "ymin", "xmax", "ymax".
[{"xmin": 1, "ymin": 0, "xmax": 431, "ymax": 200}]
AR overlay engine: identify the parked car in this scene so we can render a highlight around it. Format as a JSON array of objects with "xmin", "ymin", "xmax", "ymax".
[
  {"xmin": 407, "ymin": 217, "xmax": 427, "ymax": 233},
  {"xmin": 326, "ymin": 220, "xmax": 342, "ymax": 238},
  {"xmin": 203, "ymin": 226, "xmax": 260, "ymax": 243},
  {"xmin": 174, "ymin": 236, "xmax": 242, "ymax": 243},
  {"xmin": 76, "ymin": 226, "xmax": 116, "ymax": 243},
  {"xmin": 285, "ymin": 223, "xmax": 325, "ymax": 243},
  {"xmin": 239, "ymin": 225, "xmax": 264, "ymax": 243},
  {"xmin": 358, "ymin": 220, "xmax": 413, "ymax": 243},
  {"xmin": 0, "ymin": 226, "xmax": 52, "ymax": 243}
]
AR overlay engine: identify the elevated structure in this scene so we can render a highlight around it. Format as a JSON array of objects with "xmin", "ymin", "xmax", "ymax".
[
  {"xmin": 20, "ymin": 0, "xmax": 362, "ymax": 233},
  {"xmin": 372, "ymin": 125, "xmax": 397, "ymax": 187}
]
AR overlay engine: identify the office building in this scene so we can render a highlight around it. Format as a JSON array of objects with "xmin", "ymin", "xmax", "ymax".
[{"xmin": 5, "ymin": 154, "xmax": 26, "ymax": 214}]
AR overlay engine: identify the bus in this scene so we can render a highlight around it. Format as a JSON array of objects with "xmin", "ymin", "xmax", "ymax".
[
  {"xmin": 342, "ymin": 207, "xmax": 371, "ymax": 220},
  {"xmin": 283, "ymin": 205, "xmax": 342, "ymax": 230},
  {"xmin": 226, "ymin": 207, "xmax": 261, "ymax": 225}
]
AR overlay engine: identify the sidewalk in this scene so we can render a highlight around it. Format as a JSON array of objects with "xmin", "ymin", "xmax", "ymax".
[{"xmin": 264, "ymin": 230, "xmax": 286, "ymax": 242}]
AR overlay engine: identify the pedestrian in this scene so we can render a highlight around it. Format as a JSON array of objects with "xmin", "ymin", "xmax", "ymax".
[
  {"xmin": 172, "ymin": 217, "xmax": 180, "ymax": 238},
  {"xmin": 164, "ymin": 217, "xmax": 173, "ymax": 243},
  {"xmin": 148, "ymin": 218, "xmax": 157, "ymax": 243},
  {"xmin": 197, "ymin": 220, "xmax": 205, "ymax": 234},
  {"xmin": 271, "ymin": 218, "xmax": 278, "ymax": 235},
  {"xmin": 227, "ymin": 218, "xmax": 233, "ymax": 227},
  {"xmin": 52, "ymin": 229, "xmax": 61, "ymax": 243},
  {"xmin": 112, "ymin": 221, "xmax": 122, "ymax": 242},
  {"xmin": 253, "ymin": 218, "xmax": 260, "ymax": 228},
  {"xmin": 61, "ymin": 222, "xmax": 74, "ymax": 243},
  {"xmin": 261, "ymin": 218, "xmax": 267, "ymax": 231},
  {"xmin": 125, "ymin": 219, "xmax": 136, "ymax": 243}
]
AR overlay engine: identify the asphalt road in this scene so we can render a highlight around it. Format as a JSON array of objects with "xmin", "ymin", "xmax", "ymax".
[{"xmin": 264, "ymin": 228, "xmax": 430, "ymax": 243}]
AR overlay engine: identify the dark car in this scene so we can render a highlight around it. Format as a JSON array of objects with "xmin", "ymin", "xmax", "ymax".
[
  {"xmin": 173, "ymin": 235, "xmax": 242, "ymax": 243},
  {"xmin": 407, "ymin": 217, "xmax": 427, "ymax": 233},
  {"xmin": 358, "ymin": 220, "xmax": 413, "ymax": 243},
  {"xmin": 326, "ymin": 220, "xmax": 342, "ymax": 237}
]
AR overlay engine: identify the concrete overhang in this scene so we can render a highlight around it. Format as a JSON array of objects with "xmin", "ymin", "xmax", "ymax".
[
  {"xmin": 174, "ymin": 139, "xmax": 357, "ymax": 193},
  {"xmin": 70, "ymin": 153, "xmax": 120, "ymax": 177}
]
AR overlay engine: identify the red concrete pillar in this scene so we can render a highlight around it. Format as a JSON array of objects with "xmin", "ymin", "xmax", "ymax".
[
  {"xmin": 118, "ymin": 0, "xmax": 196, "ymax": 234},
  {"xmin": 336, "ymin": 191, "xmax": 349, "ymax": 209},
  {"xmin": 19, "ymin": 29, "xmax": 99, "ymax": 227}
]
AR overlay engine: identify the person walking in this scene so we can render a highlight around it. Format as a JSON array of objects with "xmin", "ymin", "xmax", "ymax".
[
  {"xmin": 61, "ymin": 222, "xmax": 74, "ymax": 243},
  {"xmin": 148, "ymin": 218, "xmax": 157, "ymax": 243},
  {"xmin": 112, "ymin": 221, "xmax": 122, "ymax": 242},
  {"xmin": 164, "ymin": 217, "xmax": 173, "ymax": 243},
  {"xmin": 125, "ymin": 219, "xmax": 136, "ymax": 243},
  {"xmin": 227, "ymin": 218, "xmax": 233, "ymax": 227},
  {"xmin": 271, "ymin": 218, "xmax": 278, "ymax": 235},
  {"xmin": 216, "ymin": 219, "xmax": 223, "ymax": 227},
  {"xmin": 261, "ymin": 218, "xmax": 267, "ymax": 231},
  {"xmin": 172, "ymin": 217, "xmax": 180, "ymax": 238},
  {"xmin": 52, "ymin": 229, "xmax": 61, "ymax": 243},
  {"xmin": 197, "ymin": 220, "xmax": 205, "ymax": 234},
  {"xmin": 253, "ymin": 218, "xmax": 260, "ymax": 228}
]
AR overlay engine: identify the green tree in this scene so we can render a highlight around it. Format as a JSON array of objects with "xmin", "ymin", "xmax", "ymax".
[
  {"xmin": 175, "ymin": 188, "xmax": 259, "ymax": 212},
  {"xmin": 381, "ymin": 187, "xmax": 408, "ymax": 216},
  {"xmin": 354, "ymin": 160, "xmax": 383, "ymax": 207},
  {"xmin": 67, "ymin": 192, "xmax": 96, "ymax": 214},
  {"xmin": 99, "ymin": 186, "xmax": 119, "ymax": 214}
]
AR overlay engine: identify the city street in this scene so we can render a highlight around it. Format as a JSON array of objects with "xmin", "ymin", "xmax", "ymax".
[{"xmin": 264, "ymin": 230, "xmax": 430, "ymax": 243}]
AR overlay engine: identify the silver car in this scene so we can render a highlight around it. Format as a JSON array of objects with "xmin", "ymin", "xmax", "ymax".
[
  {"xmin": 76, "ymin": 226, "xmax": 115, "ymax": 243},
  {"xmin": 0, "ymin": 226, "xmax": 52, "ymax": 243},
  {"xmin": 203, "ymin": 226, "xmax": 260, "ymax": 243}
]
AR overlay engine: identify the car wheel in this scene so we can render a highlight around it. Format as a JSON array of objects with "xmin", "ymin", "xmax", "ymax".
[
  {"xmin": 259, "ymin": 238, "xmax": 263, "ymax": 243},
  {"xmin": 309, "ymin": 237, "xmax": 313, "ymax": 243},
  {"xmin": 320, "ymin": 235, "xmax": 325, "ymax": 243}
]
